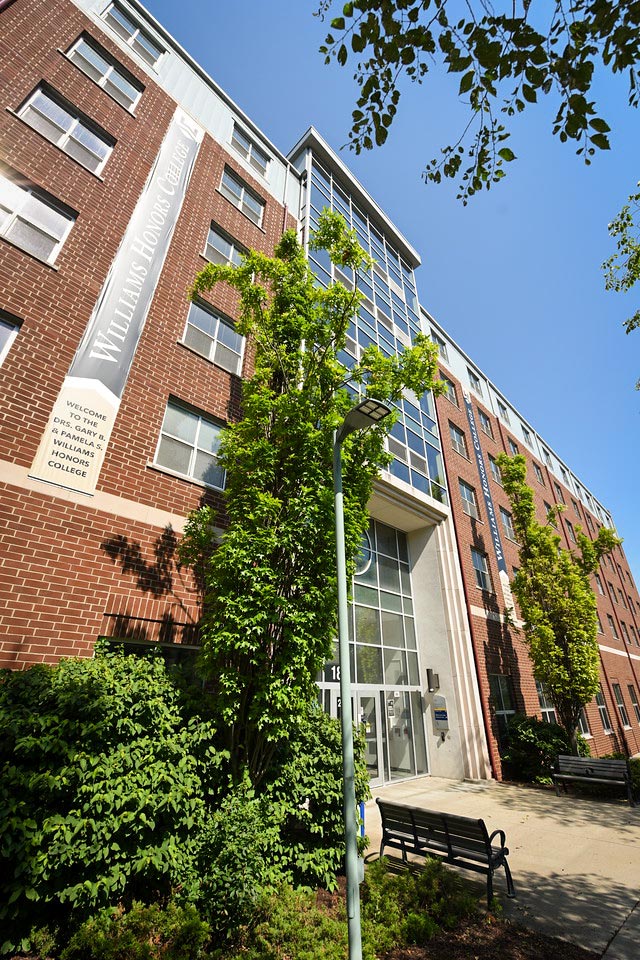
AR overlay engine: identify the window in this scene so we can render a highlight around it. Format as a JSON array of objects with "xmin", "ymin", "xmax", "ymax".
[
  {"xmin": 621, "ymin": 622, "xmax": 631, "ymax": 644},
  {"xmin": 522, "ymin": 425, "xmax": 532, "ymax": 446},
  {"xmin": 459, "ymin": 479, "xmax": 479, "ymax": 519},
  {"xmin": 220, "ymin": 167, "xmax": 264, "ymax": 226},
  {"xmin": 468, "ymin": 368, "xmax": 482, "ymax": 395},
  {"xmin": 449, "ymin": 422, "xmax": 467, "ymax": 457},
  {"xmin": 577, "ymin": 708, "xmax": 591, "ymax": 737},
  {"xmin": 102, "ymin": 2, "xmax": 164, "ymax": 66},
  {"xmin": 607, "ymin": 614, "xmax": 619, "ymax": 640},
  {"xmin": 18, "ymin": 86, "xmax": 113, "ymax": 174},
  {"xmin": 500, "ymin": 506, "xmax": 516, "ymax": 542},
  {"xmin": 565, "ymin": 519, "xmax": 576, "ymax": 543},
  {"xmin": 67, "ymin": 35, "xmax": 143, "ymax": 110},
  {"xmin": 586, "ymin": 514, "xmax": 595, "ymax": 533},
  {"xmin": 630, "ymin": 625, "xmax": 639, "ymax": 646},
  {"xmin": 183, "ymin": 301, "xmax": 243, "ymax": 375},
  {"xmin": 619, "ymin": 590, "xmax": 627, "ymax": 609},
  {"xmin": 596, "ymin": 614, "xmax": 603, "ymax": 634},
  {"xmin": 560, "ymin": 467, "xmax": 569, "ymax": 484},
  {"xmin": 489, "ymin": 674, "xmax": 516, "ymax": 746},
  {"xmin": 554, "ymin": 482, "xmax": 565, "ymax": 504},
  {"xmin": 608, "ymin": 582, "xmax": 617, "ymax": 604},
  {"xmin": 154, "ymin": 400, "xmax": 225, "ymax": 488},
  {"xmin": 0, "ymin": 171, "xmax": 75, "ymax": 264},
  {"xmin": 596, "ymin": 687, "xmax": 612, "ymax": 733},
  {"xmin": 497, "ymin": 399, "xmax": 510, "ymax": 424},
  {"xmin": 0, "ymin": 311, "xmax": 20, "ymax": 366},
  {"xmin": 471, "ymin": 548, "xmax": 492, "ymax": 591},
  {"xmin": 205, "ymin": 224, "xmax": 243, "ymax": 266},
  {"xmin": 543, "ymin": 449, "xmax": 552, "ymax": 467},
  {"xmin": 612, "ymin": 683, "xmax": 630, "ymax": 727},
  {"xmin": 489, "ymin": 454, "xmax": 502, "ymax": 484},
  {"xmin": 628, "ymin": 685, "xmax": 640, "ymax": 723},
  {"xmin": 533, "ymin": 462, "xmax": 544, "ymax": 485},
  {"xmin": 478, "ymin": 407, "xmax": 493, "ymax": 438},
  {"xmin": 595, "ymin": 573, "xmax": 604, "ymax": 594},
  {"xmin": 430, "ymin": 329, "xmax": 448, "ymax": 361},
  {"xmin": 507, "ymin": 438, "xmax": 519, "ymax": 456},
  {"xmin": 441, "ymin": 376, "xmax": 458, "ymax": 405},
  {"xmin": 536, "ymin": 681, "xmax": 557, "ymax": 724},
  {"xmin": 231, "ymin": 123, "xmax": 269, "ymax": 177}
]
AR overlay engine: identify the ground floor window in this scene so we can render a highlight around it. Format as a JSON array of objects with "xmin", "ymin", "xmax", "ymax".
[{"xmin": 488, "ymin": 674, "xmax": 516, "ymax": 748}]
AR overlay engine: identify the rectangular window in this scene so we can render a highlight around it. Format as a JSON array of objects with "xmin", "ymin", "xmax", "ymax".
[
  {"xmin": 205, "ymin": 223, "xmax": 243, "ymax": 266},
  {"xmin": 596, "ymin": 687, "xmax": 612, "ymax": 733},
  {"xmin": 459, "ymin": 479, "xmax": 479, "ymax": 519},
  {"xmin": 102, "ymin": 2, "xmax": 164, "ymax": 66},
  {"xmin": 536, "ymin": 680, "xmax": 557, "ymax": 724},
  {"xmin": 565, "ymin": 519, "xmax": 576, "ymax": 543},
  {"xmin": 471, "ymin": 548, "xmax": 492, "ymax": 591},
  {"xmin": 231, "ymin": 123, "xmax": 269, "ymax": 177},
  {"xmin": 507, "ymin": 438, "xmax": 519, "ymax": 456},
  {"xmin": 220, "ymin": 167, "xmax": 264, "ymax": 226},
  {"xmin": 522, "ymin": 426, "xmax": 532, "ymax": 446},
  {"xmin": 619, "ymin": 590, "xmax": 627, "ymax": 609},
  {"xmin": 607, "ymin": 614, "xmax": 619, "ymax": 640},
  {"xmin": 595, "ymin": 573, "xmax": 604, "ymax": 594},
  {"xmin": 596, "ymin": 614, "xmax": 603, "ymax": 634},
  {"xmin": 449, "ymin": 422, "xmax": 467, "ymax": 457},
  {"xmin": 533, "ymin": 462, "xmax": 544, "ymax": 485},
  {"xmin": 628, "ymin": 684, "xmax": 640, "ymax": 723},
  {"xmin": 468, "ymin": 368, "xmax": 482, "ymax": 395},
  {"xmin": 154, "ymin": 400, "xmax": 225, "ymax": 489},
  {"xmin": 612, "ymin": 683, "xmax": 630, "ymax": 727},
  {"xmin": 500, "ymin": 506, "xmax": 516, "ymax": 542},
  {"xmin": 586, "ymin": 514, "xmax": 595, "ymax": 533},
  {"xmin": 609, "ymin": 582, "xmax": 617, "ymax": 604},
  {"xmin": 543, "ymin": 449, "xmax": 552, "ymax": 467},
  {"xmin": 430, "ymin": 329, "xmax": 448, "ymax": 361},
  {"xmin": 578, "ymin": 708, "xmax": 591, "ymax": 737},
  {"xmin": 621, "ymin": 622, "xmax": 631, "ymax": 644},
  {"xmin": 0, "ymin": 310, "xmax": 20, "ymax": 366},
  {"xmin": 477, "ymin": 407, "xmax": 493, "ymax": 438},
  {"xmin": 554, "ymin": 482, "xmax": 565, "ymax": 504},
  {"xmin": 0, "ymin": 171, "xmax": 75, "ymax": 264},
  {"xmin": 183, "ymin": 301, "xmax": 243, "ymax": 376},
  {"xmin": 489, "ymin": 674, "xmax": 516, "ymax": 746},
  {"xmin": 489, "ymin": 454, "xmax": 502, "ymax": 484},
  {"xmin": 560, "ymin": 466, "xmax": 569, "ymax": 484},
  {"xmin": 441, "ymin": 376, "xmax": 458, "ymax": 405},
  {"xmin": 18, "ymin": 86, "xmax": 114, "ymax": 174},
  {"xmin": 497, "ymin": 399, "xmax": 510, "ymax": 424},
  {"xmin": 68, "ymin": 35, "xmax": 143, "ymax": 110}
]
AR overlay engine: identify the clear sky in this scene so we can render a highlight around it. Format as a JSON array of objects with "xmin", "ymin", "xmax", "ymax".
[{"xmin": 142, "ymin": 1, "xmax": 639, "ymax": 582}]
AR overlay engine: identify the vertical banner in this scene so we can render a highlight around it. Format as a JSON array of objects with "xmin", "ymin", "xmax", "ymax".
[
  {"xmin": 30, "ymin": 108, "xmax": 204, "ymax": 495},
  {"xmin": 463, "ymin": 393, "xmax": 514, "ymax": 613}
]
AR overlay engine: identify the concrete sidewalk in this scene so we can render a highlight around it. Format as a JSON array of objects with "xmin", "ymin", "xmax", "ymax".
[{"xmin": 364, "ymin": 777, "xmax": 640, "ymax": 958}]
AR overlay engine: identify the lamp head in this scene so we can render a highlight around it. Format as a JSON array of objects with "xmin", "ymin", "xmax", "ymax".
[{"xmin": 336, "ymin": 398, "xmax": 391, "ymax": 444}]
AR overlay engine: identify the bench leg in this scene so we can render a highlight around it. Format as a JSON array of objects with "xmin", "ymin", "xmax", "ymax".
[
  {"xmin": 486, "ymin": 870, "xmax": 493, "ymax": 911},
  {"xmin": 503, "ymin": 858, "xmax": 516, "ymax": 899}
]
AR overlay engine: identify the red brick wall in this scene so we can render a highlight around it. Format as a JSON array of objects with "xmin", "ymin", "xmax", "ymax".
[{"xmin": 0, "ymin": 0, "xmax": 295, "ymax": 666}]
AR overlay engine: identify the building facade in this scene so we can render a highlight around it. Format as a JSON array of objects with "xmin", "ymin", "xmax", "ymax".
[{"xmin": 1, "ymin": 0, "xmax": 639, "ymax": 783}]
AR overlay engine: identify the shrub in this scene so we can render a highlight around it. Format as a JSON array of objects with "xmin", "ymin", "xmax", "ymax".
[
  {"xmin": 263, "ymin": 702, "xmax": 370, "ymax": 889},
  {"xmin": 501, "ymin": 714, "xmax": 588, "ymax": 783},
  {"xmin": 0, "ymin": 650, "xmax": 223, "ymax": 954},
  {"xmin": 60, "ymin": 900, "xmax": 209, "ymax": 960}
]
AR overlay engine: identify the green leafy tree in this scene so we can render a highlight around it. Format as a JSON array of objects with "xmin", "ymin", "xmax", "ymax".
[
  {"xmin": 187, "ymin": 210, "xmax": 441, "ymax": 786},
  {"xmin": 603, "ymin": 181, "xmax": 640, "ymax": 385},
  {"xmin": 317, "ymin": 1, "xmax": 640, "ymax": 202},
  {"xmin": 496, "ymin": 453, "xmax": 620, "ymax": 751}
]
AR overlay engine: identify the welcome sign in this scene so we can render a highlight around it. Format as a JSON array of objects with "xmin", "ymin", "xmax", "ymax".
[{"xmin": 30, "ymin": 108, "xmax": 204, "ymax": 495}]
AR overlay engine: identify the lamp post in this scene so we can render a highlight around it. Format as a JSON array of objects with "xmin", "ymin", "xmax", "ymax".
[{"xmin": 333, "ymin": 397, "xmax": 391, "ymax": 960}]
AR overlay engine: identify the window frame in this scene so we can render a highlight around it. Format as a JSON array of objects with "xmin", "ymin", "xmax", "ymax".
[
  {"xmin": 181, "ymin": 300, "xmax": 244, "ymax": 377},
  {"xmin": 500, "ymin": 506, "xmax": 517, "ymax": 542},
  {"xmin": 467, "ymin": 367, "xmax": 483, "ymax": 395},
  {"xmin": 477, "ymin": 407, "xmax": 494, "ymax": 439},
  {"xmin": 533, "ymin": 462, "xmax": 544, "ymax": 485},
  {"xmin": 102, "ymin": 1, "xmax": 164, "ymax": 67},
  {"xmin": 488, "ymin": 454, "xmax": 502, "ymax": 485},
  {"xmin": 441, "ymin": 376, "xmax": 458, "ymax": 406},
  {"xmin": 0, "ymin": 170, "xmax": 75, "ymax": 265},
  {"xmin": 67, "ymin": 34, "xmax": 144, "ymax": 111},
  {"xmin": 204, "ymin": 222, "xmax": 244, "ymax": 266},
  {"xmin": 595, "ymin": 687, "xmax": 613, "ymax": 733},
  {"xmin": 628, "ymin": 684, "xmax": 640, "ymax": 724},
  {"xmin": 0, "ymin": 310, "xmax": 21, "ymax": 366},
  {"xmin": 153, "ymin": 399, "xmax": 226, "ymax": 490},
  {"xmin": 430, "ymin": 329, "xmax": 448, "ymax": 361},
  {"xmin": 449, "ymin": 422, "xmax": 467, "ymax": 458},
  {"xmin": 497, "ymin": 399, "xmax": 510, "ymax": 424},
  {"xmin": 536, "ymin": 680, "xmax": 557, "ymax": 724},
  {"xmin": 471, "ymin": 547, "xmax": 492, "ymax": 592},
  {"xmin": 219, "ymin": 166, "xmax": 265, "ymax": 227},
  {"xmin": 230, "ymin": 122, "xmax": 270, "ymax": 178},
  {"xmin": 17, "ymin": 85, "xmax": 115, "ymax": 175},
  {"xmin": 507, "ymin": 437, "xmax": 519, "ymax": 456},
  {"xmin": 458, "ymin": 478, "xmax": 480, "ymax": 520},
  {"xmin": 612, "ymin": 683, "xmax": 630, "ymax": 728}
]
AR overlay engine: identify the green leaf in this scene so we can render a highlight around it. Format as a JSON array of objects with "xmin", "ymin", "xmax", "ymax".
[{"xmin": 498, "ymin": 147, "xmax": 516, "ymax": 162}]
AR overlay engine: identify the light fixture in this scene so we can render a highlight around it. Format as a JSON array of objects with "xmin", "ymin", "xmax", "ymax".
[
  {"xmin": 427, "ymin": 668, "xmax": 440, "ymax": 693},
  {"xmin": 336, "ymin": 397, "xmax": 392, "ymax": 444}
]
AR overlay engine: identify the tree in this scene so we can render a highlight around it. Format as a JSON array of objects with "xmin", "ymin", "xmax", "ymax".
[
  {"xmin": 317, "ymin": 1, "xmax": 640, "ymax": 202},
  {"xmin": 496, "ymin": 453, "xmax": 620, "ymax": 751},
  {"xmin": 186, "ymin": 211, "xmax": 441, "ymax": 786},
  {"xmin": 603, "ymin": 180, "xmax": 640, "ymax": 385}
]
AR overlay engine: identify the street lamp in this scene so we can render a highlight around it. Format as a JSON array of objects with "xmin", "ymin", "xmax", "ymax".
[{"xmin": 333, "ymin": 397, "xmax": 391, "ymax": 960}]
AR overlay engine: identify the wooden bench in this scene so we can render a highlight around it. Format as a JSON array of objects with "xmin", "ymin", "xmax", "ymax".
[
  {"xmin": 552, "ymin": 755, "xmax": 635, "ymax": 805},
  {"xmin": 376, "ymin": 798, "xmax": 515, "ymax": 908}
]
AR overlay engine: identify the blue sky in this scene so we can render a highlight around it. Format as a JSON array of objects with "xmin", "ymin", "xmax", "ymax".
[{"xmin": 143, "ymin": 1, "xmax": 639, "ymax": 581}]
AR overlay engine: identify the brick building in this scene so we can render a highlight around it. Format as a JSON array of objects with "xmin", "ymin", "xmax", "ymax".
[{"xmin": 1, "ymin": 0, "xmax": 639, "ymax": 782}]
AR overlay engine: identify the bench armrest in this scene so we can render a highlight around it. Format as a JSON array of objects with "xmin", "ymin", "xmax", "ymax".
[{"xmin": 488, "ymin": 828, "xmax": 506, "ymax": 850}]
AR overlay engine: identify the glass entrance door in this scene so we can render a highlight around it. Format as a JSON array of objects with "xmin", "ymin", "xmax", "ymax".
[{"xmin": 357, "ymin": 692, "xmax": 383, "ymax": 787}]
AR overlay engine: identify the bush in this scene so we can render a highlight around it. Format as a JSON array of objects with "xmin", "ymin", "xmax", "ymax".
[
  {"xmin": 0, "ymin": 650, "xmax": 223, "ymax": 954},
  {"xmin": 501, "ymin": 714, "xmax": 588, "ymax": 783},
  {"xmin": 60, "ymin": 900, "xmax": 209, "ymax": 960},
  {"xmin": 263, "ymin": 702, "xmax": 370, "ymax": 890}
]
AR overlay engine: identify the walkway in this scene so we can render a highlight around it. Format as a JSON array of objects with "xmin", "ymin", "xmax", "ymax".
[{"xmin": 365, "ymin": 777, "xmax": 640, "ymax": 959}]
